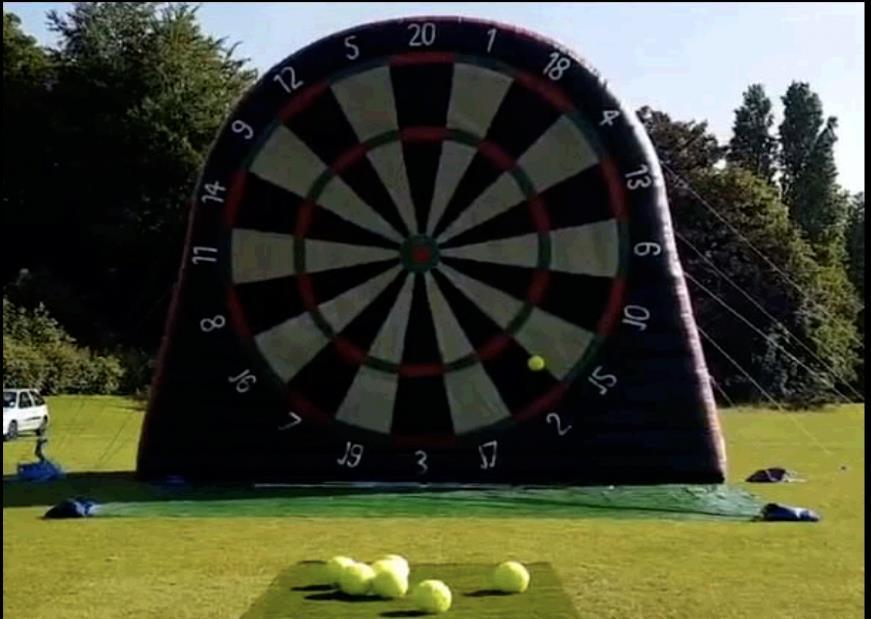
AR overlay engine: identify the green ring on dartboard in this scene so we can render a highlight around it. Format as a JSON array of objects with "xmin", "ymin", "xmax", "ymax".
[{"xmin": 218, "ymin": 18, "xmax": 641, "ymax": 439}]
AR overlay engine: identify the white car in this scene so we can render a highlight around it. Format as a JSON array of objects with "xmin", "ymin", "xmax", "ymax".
[{"xmin": 3, "ymin": 388, "xmax": 50, "ymax": 441}]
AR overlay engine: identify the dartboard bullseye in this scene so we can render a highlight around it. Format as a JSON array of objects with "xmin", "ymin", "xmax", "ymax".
[{"xmin": 138, "ymin": 17, "xmax": 726, "ymax": 484}]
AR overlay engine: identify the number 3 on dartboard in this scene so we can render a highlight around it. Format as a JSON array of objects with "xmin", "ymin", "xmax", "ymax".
[
  {"xmin": 478, "ymin": 440, "xmax": 498, "ymax": 470},
  {"xmin": 415, "ymin": 450, "xmax": 428, "ymax": 475},
  {"xmin": 338, "ymin": 442, "xmax": 363, "ymax": 468}
]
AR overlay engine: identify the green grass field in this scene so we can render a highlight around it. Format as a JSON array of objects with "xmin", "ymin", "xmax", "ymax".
[{"xmin": 2, "ymin": 396, "xmax": 864, "ymax": 618}]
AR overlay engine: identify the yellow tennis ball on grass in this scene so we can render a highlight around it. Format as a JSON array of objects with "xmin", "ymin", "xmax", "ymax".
[
  {"xmin": 413, "ymin": 579, "xmax": 452, "ymax": 614},
  {"xmin": 492, "ymin": 561, "xmax": 530, "ymax": 593},
  {"xmin": 527, "ymin": 355, "xmax": 546, "ymax": 372},
  {"xmin": 339, "ymin": 562, "xmax": 375, "ymax": 596},
  {"xmin": 325, "ymin": 555, "xmax": 355, "ymax": 584},
  {"xmin": 376, "ymin": 554, "xmax": 410, "ymax": 579},
  {"xmin": 371, "ymin": 560, "xmax": 408, "ymax": 598}
]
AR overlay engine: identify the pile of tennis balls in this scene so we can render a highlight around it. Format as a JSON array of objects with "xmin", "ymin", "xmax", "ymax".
[{"xmin": 324, "ymin": 554, "xmax": 530, "ymax": 614}]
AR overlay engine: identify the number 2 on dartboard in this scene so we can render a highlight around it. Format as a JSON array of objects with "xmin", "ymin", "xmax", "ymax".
[{"xmin": 546, "ymin": 412, "xmax": 573, "ymax": 436}]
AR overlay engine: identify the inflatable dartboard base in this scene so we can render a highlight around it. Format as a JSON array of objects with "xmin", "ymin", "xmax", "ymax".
[{"xmin": 136, "ymin": 16, "xmax": 726, "ymax": 485}]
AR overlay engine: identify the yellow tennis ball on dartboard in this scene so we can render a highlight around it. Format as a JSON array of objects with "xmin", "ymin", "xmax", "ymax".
[{"xmin": 527, "ymin": 355, "xmax": 546, "ymax": 372}]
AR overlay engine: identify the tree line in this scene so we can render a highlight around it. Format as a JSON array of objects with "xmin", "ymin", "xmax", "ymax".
[{"xmin": 2, "ymin": 3, "xmax": 864, "ymax": 405}]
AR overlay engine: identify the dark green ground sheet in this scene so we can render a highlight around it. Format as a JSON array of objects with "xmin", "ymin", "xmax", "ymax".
[
  {"xmin": 4, "ymin": 474, "xmax": 763, "ymax": 520},
  {"xmin": 241, "ymin": 562, "xmax": 580, "ymax": 618}
]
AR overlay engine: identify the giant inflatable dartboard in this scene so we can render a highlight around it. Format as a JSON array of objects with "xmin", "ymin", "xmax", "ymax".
[{"xmin": 137, "ymin": 17, "xmax": 727, "ymax": 484}]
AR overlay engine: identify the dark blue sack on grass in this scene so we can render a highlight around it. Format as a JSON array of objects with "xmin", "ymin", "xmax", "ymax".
[
  {"xmin": 43, "ymin": 497, "xmax": 100, "ymax": 519},
  {"xmin": 756, "ymin": 502, "xmax": 820, "ymax": 522}
]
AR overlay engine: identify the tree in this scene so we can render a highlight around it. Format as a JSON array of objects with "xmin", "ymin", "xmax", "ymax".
[
  {"xmin": 846, "ymin": 193, "xmax": 865, "ymax": 394},
  {"xmin": 846, "ymin": 193, "xmax": 865, "ymax": 298},
  {"xmin": 637, "ymin": 106, "xmax": 726, "ymax": 176},
  {"xmin": 639, "ymin": 106, "xmax": 858, "ymax": 405},
  {"xmin": 727, "ymin": 84, "xmax": 777, "ymax": 183},
  {"xmin": 778, "ymin": 82, "xmax": 846, "ymax": 251},
  {"xmin": 2, "ymin": 12, "xmax": 54, "ymax": 282},
  {"xmin": 672, "ymin": 167, "xmax": 859, "ymax": 406},
  {"xmin": 3, "ymin": 13, "xmax": 49, "ymax": 85},
  {"xmin": 4, "ymin": 3, "xmax": 256, "ymax": 349}
]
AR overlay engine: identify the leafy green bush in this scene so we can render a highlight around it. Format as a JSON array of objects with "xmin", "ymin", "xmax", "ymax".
[
  {"xmin": 2, "ymin": 298, "xmax": 126, "ymax": 394},
  {"xmin": 113, "ymin": 347, "xmax": 154, "ymax": 395},
  {"xmin": 2, "ymin": 337, "xmax": 50, "ymax": 389}
]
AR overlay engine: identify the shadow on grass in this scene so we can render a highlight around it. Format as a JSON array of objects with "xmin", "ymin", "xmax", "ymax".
[
  {"xmin": 290, "ymin": 584, "xmax": 333, "ymax": 592},
  {"xmin": 305, "ymin": 591, "xmax": 382, "ymax": 603},
  {"xmin": 1, "ymin": 471, "xmax": 465, "ymax": 509},
  {"xmin": 465, "ymin": 589, "xmax": 513, "ymax": 597}
]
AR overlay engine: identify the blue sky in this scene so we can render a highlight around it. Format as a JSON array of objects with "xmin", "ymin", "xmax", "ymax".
[{"xmin": 6, "ymin": 2, "xmax": 864, "ymax": 192}]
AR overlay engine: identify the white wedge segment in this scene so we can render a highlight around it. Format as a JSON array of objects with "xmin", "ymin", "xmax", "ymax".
[
  {"xmin": 426, "ymin": 141, "xmax": 477, "ymax": 235},
  {"xmin": 232, "ymin": 230, "xmax": 296, "ymax": 284},
  {"xmin": 517, "ymin": 115, "xmax": 598, "ymax": 192},
  {"xmin": 251, "ymin": 125, "xmax": 402, "ymax": 242},
  {"xmin": 441, "ymin": 220, "xmax": 619, "ymax": 277},
  {"xmin": 439, "ymin": 264, "xmax": 594, "ymax": 379},
  {"xmin": 334, "ymin": 366, "xmax": 400, "ymax": 433},
  {"xmin": 331, "ymin": 67, "xmax": 398, "ymax": 141},
  {"xmin": 367, "ymin": 142, "xmax": 417, "ymax": 234},
  {"xmin": 445, "ymin": 365, "xmax": 512, "ymax": 434},
  {"xmin": 438, "ymin": 173, "xmax": 525, "ymax": 242},
  {"xmin": 255, "ymin": 266, "xmax": 401, "ymax": 381},
  {"xmin": 446, "ymin": 63, "xmax": 513, "ymax": 135},
  {"xmin": 302, "ymin": 238, "xmax": 398, "ymax": 274}
]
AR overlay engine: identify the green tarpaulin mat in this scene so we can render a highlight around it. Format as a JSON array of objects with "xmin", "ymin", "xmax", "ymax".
[
  {"xmin": 241, "ymin": 561, "xmax": 579, "ymax": 618},
  {"xmin": 44, "ymin": 481, "xmax": 761, "ymax": 520}
]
